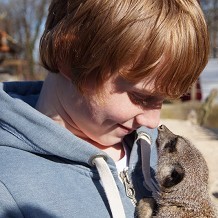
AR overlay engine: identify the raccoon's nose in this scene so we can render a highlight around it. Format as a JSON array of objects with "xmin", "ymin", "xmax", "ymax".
[
  {"xmin": 158, "ymin": 125, "xmax": 174, "ymax": 137},
  {"xmin": 158, "ymin": 125, "xmax": 166, "ymax": 131}
]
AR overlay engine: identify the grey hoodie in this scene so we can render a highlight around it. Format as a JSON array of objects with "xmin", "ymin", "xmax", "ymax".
[{"xmin": 0, "ymin": 81, "xmax": 158, "ymax": 218}]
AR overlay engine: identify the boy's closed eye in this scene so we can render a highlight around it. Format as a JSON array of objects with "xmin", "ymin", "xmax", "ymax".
[{"xmin": 128, "ymin": 92, "xmax": 164, "ymax": 109}]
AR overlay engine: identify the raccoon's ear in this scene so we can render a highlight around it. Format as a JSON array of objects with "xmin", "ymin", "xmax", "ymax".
[
  {"xmin": 162, "ymin": 164, "xmax": 184, "ymax": 188},
  {"xmin": 164, "ymin": 137, "xmax": 178, "ymax": 153}
]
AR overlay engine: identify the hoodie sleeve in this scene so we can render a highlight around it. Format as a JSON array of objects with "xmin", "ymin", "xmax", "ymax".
[{"xmin": 0, "ymin": 181, "xmax": 24, "ymax": 218}]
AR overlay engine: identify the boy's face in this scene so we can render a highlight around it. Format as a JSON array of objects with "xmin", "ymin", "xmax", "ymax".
[{"xmin": 59, "ymin": 73, "xmax": 165, "ymax": 147}]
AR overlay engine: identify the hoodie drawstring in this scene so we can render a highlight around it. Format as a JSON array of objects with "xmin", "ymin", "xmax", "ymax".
[
  {"xmin": 137, "ymin": 132, "xmax": 160, "ymax": 199},
  {"xmin": 91, "ymin": 131, "xmax": 158, "ymax": 217},
  {"xmin": 91, "ymin": 156, "xmax": 126, "ymax": 218}
]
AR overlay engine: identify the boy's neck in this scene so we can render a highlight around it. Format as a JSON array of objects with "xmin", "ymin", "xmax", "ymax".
[{"xmin": 35, "ymin": 73, "xmax": 124, "ymax": 162}]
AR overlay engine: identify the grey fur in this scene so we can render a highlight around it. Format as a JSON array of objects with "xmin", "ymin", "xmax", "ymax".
[{"xmin": 137, "ymin": 125, "xmax": 217, "ymax": 218}]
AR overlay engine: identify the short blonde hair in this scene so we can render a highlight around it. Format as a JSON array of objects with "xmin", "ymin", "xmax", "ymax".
[{"xmin": 40, "ymin": 0, "xmax": 209, "ymax": 98}]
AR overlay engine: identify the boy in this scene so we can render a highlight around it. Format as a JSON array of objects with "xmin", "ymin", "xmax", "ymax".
[{"xmin": 0, "ymin": 0, "xmax": 209, "ymax": 217}]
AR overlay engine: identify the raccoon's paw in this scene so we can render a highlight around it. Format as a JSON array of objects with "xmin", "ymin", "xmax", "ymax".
[{"xmin": 137, "ymin": 197, "xmax": 155, "ymax": 218}]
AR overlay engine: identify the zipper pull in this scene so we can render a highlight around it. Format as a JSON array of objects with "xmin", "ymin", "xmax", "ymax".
[{"xmin": 119, "ymin": 168, "xmax": 137, "ymax": 206}]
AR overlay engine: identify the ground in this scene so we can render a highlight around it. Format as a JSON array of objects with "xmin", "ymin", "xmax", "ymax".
[{"xmin": 160, "ymin": 119, "xmax": 218, "ymax": 211}]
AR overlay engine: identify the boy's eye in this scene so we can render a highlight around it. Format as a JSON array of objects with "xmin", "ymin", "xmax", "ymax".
[{"xmin": 128, "ymin": 92, "xmax": 163, "ymax": 109}]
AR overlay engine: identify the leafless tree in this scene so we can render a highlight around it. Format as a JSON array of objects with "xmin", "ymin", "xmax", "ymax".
[
  {"xmin": 201, "ymin": 0, "xmax": 218, "ymax": 58},
  {"xmin": 0, "ymin": 0, "xmax": 49, "ymax": 78}
]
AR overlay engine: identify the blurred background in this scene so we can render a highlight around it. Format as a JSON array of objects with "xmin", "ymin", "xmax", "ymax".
[{"xmin": 0, "ymin": 0, "xmax": 217, "ymax": 129}]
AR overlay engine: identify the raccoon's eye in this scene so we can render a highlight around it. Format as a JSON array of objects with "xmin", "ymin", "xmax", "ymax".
[
  {"xmin": 164, "ymin": 137, "xmax": 178, "ymax": 153},
  {"xmin": 162, "ymin": 164, "xmax": 184, "ymax": 188}
]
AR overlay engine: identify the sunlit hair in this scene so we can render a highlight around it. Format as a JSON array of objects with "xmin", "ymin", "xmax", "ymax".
[{"xmin": 40, "ymin": 0, "xmax": 209, "ymax": 98}]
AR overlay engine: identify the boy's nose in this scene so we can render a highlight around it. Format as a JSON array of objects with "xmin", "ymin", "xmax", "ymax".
[{"xmin": 134, "ymin": 109, "xmax": 161, "ymax": 129}]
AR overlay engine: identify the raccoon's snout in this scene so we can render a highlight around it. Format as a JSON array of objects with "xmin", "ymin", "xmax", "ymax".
[
  {"xmin": 158, "ymin": 125, "xmax": 173, "ymax": 135},
  {"xmin": 158, "ymin": 125, "xmax": 165, "ymax": 130}
]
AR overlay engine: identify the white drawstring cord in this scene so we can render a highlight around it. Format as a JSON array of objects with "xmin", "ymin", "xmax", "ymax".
[
  {"xmin": 92, "ymin": 156, "xmax": 126, "ymax": 218},
  {"xmin": 137, "ymin": 132, "xmax": 160, "ymax": 199}
]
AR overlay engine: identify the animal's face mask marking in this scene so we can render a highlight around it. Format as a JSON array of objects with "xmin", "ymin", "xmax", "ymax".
[
  {"xmin": 161, "ymin": 163, "xmax": 185, "ymax": 188},
  {"xmin": 163, "ymin": 137, "xmax": 178, "ymax": 153}
]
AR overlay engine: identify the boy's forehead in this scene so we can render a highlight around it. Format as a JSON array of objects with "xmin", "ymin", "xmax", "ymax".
[
  {"xmin": 132, "ymin": 79, "xmax": 166, "ymax": 98},
  {"xmin": 116, "ymin": 54, "xmax": 168, "ymax": 88},
  {"xmin": 113, "ymin": 74, "xmax": 164, "ymax": 97}
]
